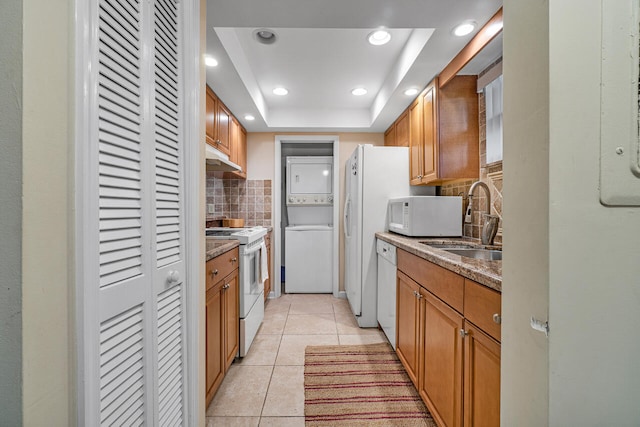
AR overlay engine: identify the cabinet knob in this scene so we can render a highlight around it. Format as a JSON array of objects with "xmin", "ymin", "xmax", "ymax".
[
  {"xmin": 493, "ymin": 313, "xmax": 502, "ymax": 324},
  {"xmin": 418, "ymin": 175, "xmax": 423, "ymax": 179},
  {"xmin": 459, "ymin": 329, "xmax": 469, "ymax": 338},
  {"xmin": 231, "ymin": 257, "xmax": 237, "ymax": 263},
  {"xmin": 211, "ymin": 269, "xmax": 218, "ymax": 277},
  {"xmin": 223, "ymin": 283, "xmax": 230, "ymax": 290}
]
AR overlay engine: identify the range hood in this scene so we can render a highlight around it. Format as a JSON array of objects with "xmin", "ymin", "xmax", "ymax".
[{"xmin": 205, "ymin": 144, "xmax": 242, "ymax": 172}]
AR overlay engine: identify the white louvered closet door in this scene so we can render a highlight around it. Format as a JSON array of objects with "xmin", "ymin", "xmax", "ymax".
[{"xmin": 90, "ymin": 0, "xmax": 187, "ymax": 424}]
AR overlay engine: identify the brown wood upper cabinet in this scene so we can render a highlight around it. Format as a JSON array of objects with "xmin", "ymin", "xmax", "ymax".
[
  {"xmin": 384, "ymin": 126, "xmax": 396, "ymax": 147},
  {"xmin": 206, "ymin": 84, "xmax": 248, "ymax": 179},
  {"xmin": 225, "ymin": 117, "xmax": 247, "ymax": 179},
  {"xmin": 410, "ymin": 76, "xmax": 479, "ymax": 186},
  {"xmin": 205, "ymin": 85, "xmax": 217, "ymax": 147},
  {"xmin": 205, "ymin": 85, "xmax": 230, "ymax": 156},
  {"xmin": 384, "ymin": 110, "xmax": 409, "ymax": 147},
  {"xmin": 216, "ymin": 101, "xmax": 232, "ymax": 156}
]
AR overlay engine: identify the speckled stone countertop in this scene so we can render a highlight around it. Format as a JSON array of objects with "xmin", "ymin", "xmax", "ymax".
[
  {"xmin": 375, "ymin": 232, "xmax": 502, "ymax": 292},
  {"xmin": 205, "ymin": 239, "xmax": 239, "ymax": 262}
]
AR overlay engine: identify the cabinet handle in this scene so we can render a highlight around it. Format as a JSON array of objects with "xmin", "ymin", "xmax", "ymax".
[
  {"xmin": 493, "ymin": 313, "xmax": 502, "ymax": 324},
  {"xmin": 231, "ymin": 257, "xmax": 237, "ymax": 263},
  {"xmin": 223, "ymin": 283, "xmax": 230, "ymax": 290},
  {"xmin": 459, "ymin": 329, "xmax": 469, "ymax": 338},
  {"xmin": 211, "ymin": 269, "xmax": 218, "ymax": 277}
]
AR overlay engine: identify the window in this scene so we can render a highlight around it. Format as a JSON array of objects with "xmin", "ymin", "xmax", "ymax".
[{"xmin": 484, "ymin": 74, "xmax": 503, "ymax": 164}]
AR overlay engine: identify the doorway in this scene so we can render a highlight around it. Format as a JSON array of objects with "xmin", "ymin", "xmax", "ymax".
[{"xmin": 273, "ymin": 135, "xmax": 340, "ymax": 299}]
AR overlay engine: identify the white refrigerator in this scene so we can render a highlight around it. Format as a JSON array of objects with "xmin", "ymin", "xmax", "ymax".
[{"xmin": 344, "ymin": 145, "xmax": 432, "ymax": 327}]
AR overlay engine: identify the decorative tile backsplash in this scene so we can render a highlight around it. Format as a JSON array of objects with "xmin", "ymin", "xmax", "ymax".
[{"xmin": 206, "ymin": 172, "xmax": 272, "ymax": 227}]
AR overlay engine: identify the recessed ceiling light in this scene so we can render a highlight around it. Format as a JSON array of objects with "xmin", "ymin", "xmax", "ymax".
[
  {"xmin": 244, "ymin": 115, "xmax": 255, "ymax": 121},
  {"xmin": 273, "ymin": 87, "xmax": 288, "ymax": 96},
  {"xmin": 367, "ymin": 30, "xmax": 391, "ymax": 46},
  {"xmin": 351, "ymin": 87, "xmax": 368, "ymax": 96},
  {"xmin": 453, "ymin": 21, "xmax": 476, "ymax": 37},
  {"xmin": 404, "ymin": 88, "xmax": 419, "ymax": 96},
  {"xmin": 205, "ymin": 56, "xmax": 218, "ymax": 67},
  {"xmin": 254, "ymin": 28, "xmax": 277, "ymax": 45}
]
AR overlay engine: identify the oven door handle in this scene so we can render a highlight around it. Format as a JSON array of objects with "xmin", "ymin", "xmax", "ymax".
[{"xmin": 243, "ymin": 243, "xmax": 263, "ymax": 256}]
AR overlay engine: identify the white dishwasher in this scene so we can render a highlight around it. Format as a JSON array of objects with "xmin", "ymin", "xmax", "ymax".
[{"xmin": 376, "ymin": 239, "xmax": 397, "ymax": 349}]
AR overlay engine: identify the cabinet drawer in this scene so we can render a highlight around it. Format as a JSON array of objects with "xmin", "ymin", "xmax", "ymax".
[
  {"xmin": 397, "ymin": 249, "xmax": 464, "ymax": 313},
  {"xmin": 206, "ymin": 247, "xmax": 239, "ymax": 291},
  {"xmin": 464, "ymin": 280, "xmax": 501, "ymax": 342}
]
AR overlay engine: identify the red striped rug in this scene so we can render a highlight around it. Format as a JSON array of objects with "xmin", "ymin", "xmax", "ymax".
[{"xmin": 304, "ymin": 343, "xmax": 436, "ymax": 426}]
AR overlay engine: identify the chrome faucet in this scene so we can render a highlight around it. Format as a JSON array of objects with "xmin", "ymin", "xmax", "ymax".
[
  {"xmin": 468, "ymin": 181, "xmax": 491, "ymax": 216},
  {"xmin": 467, "ymin": 181, "xmax": 499, "ymax": 245}
]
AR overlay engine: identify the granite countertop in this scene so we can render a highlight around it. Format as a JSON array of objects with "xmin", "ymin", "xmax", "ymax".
[
  {"xmin": 205, "ymin": 239, "xmax": 240, "ymax": 262},
  {"xmin": 375, "ymin": 232, "xmax": 502, "ymax": 292}
]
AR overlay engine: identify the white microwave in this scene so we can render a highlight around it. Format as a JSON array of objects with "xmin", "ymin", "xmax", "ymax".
[{"xmin": 387, "ymin": 196, "xmax": 462, "ymax": 237}]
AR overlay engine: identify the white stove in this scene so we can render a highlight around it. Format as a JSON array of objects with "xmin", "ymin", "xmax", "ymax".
[
  {"xmin": 206, "ymin": 226, "xmax": 267, "ymax": 245},
  {"xmin": 205, "ymin": 225, "xmax": 267, "ymax": 357}
]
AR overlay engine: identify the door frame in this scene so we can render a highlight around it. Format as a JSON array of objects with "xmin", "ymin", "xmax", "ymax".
[{"xmin": 273, "ymin": 135, "xmax": 340, "ymax": 298}]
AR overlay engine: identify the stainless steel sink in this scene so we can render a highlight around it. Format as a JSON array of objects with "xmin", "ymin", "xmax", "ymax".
[
  {"xmin": 443, "ymin": 248, "xmax": 502, "ymax": 261},
  {"xmin": 421, "ymin": 243, "xmax": 476, "ymax": 249}
]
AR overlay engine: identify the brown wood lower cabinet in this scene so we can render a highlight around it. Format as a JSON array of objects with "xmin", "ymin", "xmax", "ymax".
[
  {"xmin": 396, "ymin": 271, "xmax": 421, "ymax": 386},
  {"xmin": 205, "ymin": 281, "xmax": 224, "ymax": 405},
  {"xmin": 463, "ymin": 321, "xmax": 500, "ymax": 427},
  {"xmin": 396, "ymin": 248, "xmax": 501, "ymax": 427},
  {"xmin": 205, "ymin": 248, "xmax": 239, "ymax": 406},
  {"xmin": 223, "ymin": 269, "xmax": 239, "ymax": 369},
  {"xmin": 420, "ymin": 288, "xmax": 464, "ymax": 427}
]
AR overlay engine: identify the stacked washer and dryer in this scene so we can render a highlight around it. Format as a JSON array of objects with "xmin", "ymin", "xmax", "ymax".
[{"xmin": 284, "ymin": 156, "xmax": 334, "ymax": 293}]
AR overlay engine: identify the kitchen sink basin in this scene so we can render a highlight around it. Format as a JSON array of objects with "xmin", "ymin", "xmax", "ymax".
[{"xmin": 443, "ymin": 248, "xmax": 502, "ymax": 260}]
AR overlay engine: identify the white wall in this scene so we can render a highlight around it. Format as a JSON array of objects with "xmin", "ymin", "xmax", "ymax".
[
  {"xmin": 247, "ymin": 132, "xmax": 384, "ymax": 291},
  {"xmin": 547, "ymin": 0, "xmax": 640, "ymax": 424},
  {"xmin": 0, "ymin": 0, "xmax": 23, "ymax": 424},
  {"xmin": 22, "ymin": 0, "xmax": 74, "ymax": 424},
  {"xmin": 501, "ymin": 1, "xmax": 549, "ymax": 424},
  {"xmin": 503, "ymin": 0, "xmax": 640, "ymax": 425}
]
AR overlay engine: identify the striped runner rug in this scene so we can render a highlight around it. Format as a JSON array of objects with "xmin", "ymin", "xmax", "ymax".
[{"xmin": 304, "ymin": 343, "xmax": 436, "ymax": 426}]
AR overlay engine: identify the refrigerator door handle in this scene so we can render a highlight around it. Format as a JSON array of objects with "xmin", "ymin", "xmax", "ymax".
[{"xmin": 344, "ymin": 196, "xmax": 351, "ymax": 238}]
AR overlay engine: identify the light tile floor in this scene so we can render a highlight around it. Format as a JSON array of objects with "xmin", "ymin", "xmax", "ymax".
[{"xmin": 206, "ymin": 293, "xmax": 389, "ymax": 426}]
